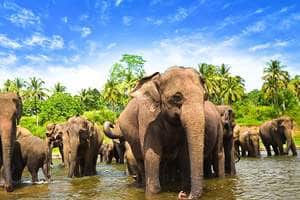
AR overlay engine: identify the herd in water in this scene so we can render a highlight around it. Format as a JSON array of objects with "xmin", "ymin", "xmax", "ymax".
[{"xmin": 0, "ymin": 67, "xmax": 298, "ymax": 199}]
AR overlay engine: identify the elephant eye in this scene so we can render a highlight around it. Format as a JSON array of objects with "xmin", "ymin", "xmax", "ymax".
[{"xmin": 170, "ymin": 92, "xmax": 184, "ymax": 105}]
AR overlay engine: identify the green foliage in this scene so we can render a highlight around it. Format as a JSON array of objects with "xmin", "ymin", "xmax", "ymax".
[
  {"xmin": 198, "ymin": 63, "xmax": 245, "ymax": 105},
  {"xmin": 83, "ymin": 107, "xmax": 117, "ymax": 125},
  {"xmin": 19, "ymin": 116, "xmax": 46, "ymax": 138},
  {"xmin": 77, "ymin": 88, "xmax": 101, "ymax": 111},
  {"xmin": 39, "ymin": 93, "xmax": 83, "ymax": 125},
  {"xmin": 102, "ymin": 54, "xmax": 146, "ymax": 113}
]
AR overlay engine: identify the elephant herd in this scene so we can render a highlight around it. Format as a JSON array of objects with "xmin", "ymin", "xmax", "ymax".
[
  {"xmin": 0, "ymin": 66, "xmax": 298, "ymax": 200},
  {"xmin": 234, "ymin": 117, "xmax": 298, "ymax": 158}
]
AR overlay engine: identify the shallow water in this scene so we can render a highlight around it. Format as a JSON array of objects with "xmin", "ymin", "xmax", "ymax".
[{"xmin": 1, "ymin": 151, "xmax": 299, "ymax": 200}]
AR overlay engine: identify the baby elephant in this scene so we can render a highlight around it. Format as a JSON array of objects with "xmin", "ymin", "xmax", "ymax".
[{"xmin": 12, "ymin": 127, "xmax": 51, "ymax": 183}]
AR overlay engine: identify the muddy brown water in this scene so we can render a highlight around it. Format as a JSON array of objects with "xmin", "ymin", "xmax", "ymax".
[{"xmin": 0, "ymin": 151, "xmax": 299, "ymax": 200}]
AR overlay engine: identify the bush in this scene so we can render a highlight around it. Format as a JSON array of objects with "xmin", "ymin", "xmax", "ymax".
[
  {"xmin": 19, "ymin": 116, "xmax": 46, "ymax": 138},
  {"xmin": 83, "ymin": 107, "xmax": 117, "ymax": 125}
]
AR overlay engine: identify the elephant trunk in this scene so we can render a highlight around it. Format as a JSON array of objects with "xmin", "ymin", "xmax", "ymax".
[
  {"xmin": 0, "ymin": 119, "xmax": 16, "ymax": 192},
  {"xmin": 68, "ymin": 139, "xmax": 79, "ymax": 178},
  {"xmin": 181, "ymin": 100, "xmax": 205, "ymax": 199},
  {"xmin": 103, "ymin": 121, "xmax": 123, "ymax": 139}
]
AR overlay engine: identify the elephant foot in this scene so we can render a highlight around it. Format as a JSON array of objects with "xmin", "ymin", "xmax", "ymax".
[{"xmin": 4, "ymin": 183, "xmax": 14, "ymax": 192}]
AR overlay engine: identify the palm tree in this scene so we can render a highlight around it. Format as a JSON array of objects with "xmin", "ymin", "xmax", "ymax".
[
  {"xmin": 53, "ymin": 82, "xmax": 66, "ymax": 94},
  {"xmin": 288, "ymin": 75, "xmax": 300, "ymax": 99},
  {"xmin": 102, "ymin": 80, "xmax": 121, "ymax": 112},
  {"xmin": 262, "ymin": 60, "xmax": 290, "ymax": 106},
  {"xmin": 3, "ymin": 79, "xmax": 13, "ymax": 92},
  {"xmin": 25, "ymin": 77, "xmax": 48, "ymax": 126},
  {"xmin": 221, "ymin": 76, "xmax": 245, "ymax": 105}
]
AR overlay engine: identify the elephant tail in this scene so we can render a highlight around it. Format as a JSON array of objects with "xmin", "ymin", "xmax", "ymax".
[{"xmin": 103, "ymin": 121, "xmax": 123, "ymax": 140}]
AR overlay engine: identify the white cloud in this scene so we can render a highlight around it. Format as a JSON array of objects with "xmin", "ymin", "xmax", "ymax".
[
  {"xmin": 146, "ymin": 17, "xmax": 163, "ymax": 25},
  {"xmin": 79, "ymin": 14, "xmax": 89, "ymax": 21},
  {"xmin": 95, "ymin": 0, "xmax": 111, "ymax": 24},
  {"xmin": 0, "ymin": 52, "xmax": 17, "ymax": 66},
  {"xmin": 254, "ymin": 8, "xmax": 264, "ymax": 14},
  {"xmin": 0, "ymin": 34, "xmax": 22, "ymax": 49},
  {"xmin": 243, "ymin": 21, "xmax": 266, "ymax": 34},
  {"xmin": 115, "ymin": 0, "xmax": 123, "ymax": 7},
  {"xmin": 171, "ymin": 7, "xmax": 189, "ymax": 22},
  {"xmin": 3, "ymin": 2, "xmax": 40, "ymax": 28},
  {"xmin": 24, "ymin": 33, "xmax": 64, "ymax": 49},
  {"xmin": 25, "ymin": 54, "xmax": 51, "ymax": 63},
  {"xmin": 122, "ymin": 16, "xmax": 133, "ymax": 26},
  {"xmin": 106, "ymin": 42, "xmax": 117, "ymax": 49},
  {"xmin": 80, "ymin": 27, "xmax": 92, "ymax": 37},
  {"xmin": 249, "ymin": 40, "xmax": 289, "ymax": 52},
  {"xmin": 61, "ymin": 16, "xmax": 68, "ymax": 23}
]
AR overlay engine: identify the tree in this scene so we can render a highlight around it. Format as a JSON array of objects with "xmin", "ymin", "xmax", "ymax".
[
  {"xmin": 53, "ymin": 82, "xmax": 66, "ymax": 94},
  {"xmin": 102, "ymin": 54, "xmax": 146, "ymax": 113},
  {"xmin": 25, "ymin": 77, "xmax": 48, "ymax": 126},
  {"xmin": 221, "ymin": 76, "xmax": 245, "ymax": 105},
  {"xmin": 78, "ymin": 88, "xmax": 101, "ymax": 111},
  {"xmin": 2, "ymin": 78, "xmax": 25, "ymax": 95},
  {"xmin": 39, "ymin": 93, "xmax": 82, "ymax": 124},
  {"xmin": 262, "ymin": 60, "xmax": 290, "ymax": 108},
  {"xmin": 289, "ymin": 75, "xmax": 300, "ymax": 100}
]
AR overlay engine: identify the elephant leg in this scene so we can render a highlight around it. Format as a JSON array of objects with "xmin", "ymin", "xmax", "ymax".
[
  {"xmin": 278, "ymin": 144, "xmax": 285, "ymax": 155},
  {"xmin": 212, "ymin": 147, "xmax": 225, "ymax": 178},
  {"xmin": 265, "ymin": 145, "xmax": 272, "ymax": 156},
  {"xmin": 177, "ymin": 144, "xmax": 190, "ymax": 191},
  {"xmin": 42, "ymin": 162, "xmax": 51, "ymax": 181},
  {"xmin": 59, "ymin": 145, "xmax": 64, "ymax": 164},
  {"xmin": 136, "ymin": 159, "xmax": 145, "ymax": 187},
  {"xmin": 272, "ymin": 145, "xmax": 279, "ymax": 156},
  {"xmin": 28, "ymin": 167, "xmax": 39, "ymax": 183},
  {"xmin": 144, "ymin": 142, "xmax": 162, "ymax": 196},
  {"xmin": 291, "ymin": 140, "xmax": 297, "ymax": 156}
]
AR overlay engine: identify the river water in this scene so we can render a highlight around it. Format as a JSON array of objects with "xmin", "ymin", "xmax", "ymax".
[{"xmin": 1, "ymin": 151, "xmax": 299, "ymax": 200}]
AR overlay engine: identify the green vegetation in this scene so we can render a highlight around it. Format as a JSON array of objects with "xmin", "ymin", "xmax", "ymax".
[{"xmin": 1, "ymin": 56, "xmax": 300, "ymax": 147}]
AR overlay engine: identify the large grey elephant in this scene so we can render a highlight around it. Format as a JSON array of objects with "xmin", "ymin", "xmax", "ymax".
[
  {"xmin": 63, "ymin": 117, "xmax": 103, "ymax": 177},
  {"xmin": 259, "ymin": 117, "xmax": 297, "ymax": 156},
  {"xmin": 104, "ymin": 67, "xmax": 207, "ymax": 199},
  {"xmin": 234, "ymin": 126, "xmax": 260, "ymax": 157},
  {"xmin": 0, "ymin": 93, "xmax": 22, "ymax": 192},
  {"xmin": 12, "ymin": 127, "xmax": 51, "ymax": 183},
  {"xmin": 217, "ymin": 105, "xmax": 236, "ymax": 176}
]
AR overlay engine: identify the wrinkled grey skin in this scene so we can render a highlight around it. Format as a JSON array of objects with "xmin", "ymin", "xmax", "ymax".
[
  {"xmin": 234, "ymin": 126, "xmax": 260, "ymax": 157},
  {"xmin": 217, "ymin": 105, "xmax": 236, "ymax": 176},
  {"xmin": 259, "ymin": 117, "xmax": 297, "ymax": 156},
  {"xmin": 11, "ymin": 127, "xmax": 51, "ymax": 183},
  {"xmin": 0, "ymin": 92, "xmax": 22, "ymax": 192},
  {"xmin": 63, "ymin": 117, "xmax": 103, "ymax": 177},
  {"xmin": 45, "ymin": 123, "xmax": 65, "ymax": 165},
  {"xmin": 203, "ymin": 101, "xmax": 225, "ymax": 178},
  {"xmin": 124, "ymin": 141, "xmax": 139, "ymax": 178},
  {"xmin": 104, "ymin": 67, "xmax": 206, "ymax": 199}
]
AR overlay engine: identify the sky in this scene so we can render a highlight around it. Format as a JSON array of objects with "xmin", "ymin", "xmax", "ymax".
[{"xmin": 0, "ymin": 0, "xmax": 300, "ymax": 94}]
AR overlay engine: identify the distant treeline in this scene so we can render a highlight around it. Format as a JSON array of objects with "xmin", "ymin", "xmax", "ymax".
[{"xmin": 1, "ymin": 54, "xmax": 300, "ymax": 138}]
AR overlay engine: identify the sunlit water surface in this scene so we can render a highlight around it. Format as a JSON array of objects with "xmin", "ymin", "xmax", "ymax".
[{"xmin": 0, "ymin": 151, "xmax": 299, "ymax": 200}]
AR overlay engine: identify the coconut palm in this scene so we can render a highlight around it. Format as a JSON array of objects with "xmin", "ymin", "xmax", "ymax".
[
  {"xmin": 25, "ymin": 77, "xmax": 48, "ymax": 126},
  {"xmin": 262, "ymin": 60, "xmax": 290, "ymax": 106},
  {"xmin": 288, "ymin": 75, "xmax": 300, "ymax": 99},
  {"xmin": 53, "ymin": 82, "xmax": 66, "ymax": 93},
  {"xmin": 221, "ymin": 76, "xmax": 245, "ymax": 105}
]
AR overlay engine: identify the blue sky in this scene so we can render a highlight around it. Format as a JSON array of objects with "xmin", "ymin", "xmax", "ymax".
[{"xmin": 0, "ymin": 0, "xmax": 299, "ymax": 93}]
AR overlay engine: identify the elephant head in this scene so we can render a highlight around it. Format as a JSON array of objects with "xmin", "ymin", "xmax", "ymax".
[
  {"xmin": 272, "ymin": 117, "xmax": 296, "ymax": 155},
  {"xmin": 248, "ymin": 131, "xmax": 260, "ymax": 157},
  {"xmin": 105, "ymin": 67, "xmax": 207, "ymax": 198},
  {"xmin": 0, "ymin": 93, "xmax": 22, "ymax": 192},
  {"xmin": 46, "ymin": 123, "xmax": 64, "ymax": 147},
  {"xmin": 65, "ymin": 117, "xmax": 91, "ymax": 177}
]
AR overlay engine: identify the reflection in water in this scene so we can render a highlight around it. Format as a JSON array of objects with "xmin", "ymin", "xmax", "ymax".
[{"xmin": 0, "ymin": 151, "xmax": 299, "ymax": 200}]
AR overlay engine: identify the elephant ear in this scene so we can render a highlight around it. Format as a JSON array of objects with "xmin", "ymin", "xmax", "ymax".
[{"xmin": 130, "ymin": 72, "xmax": 161, "ymax": 103}]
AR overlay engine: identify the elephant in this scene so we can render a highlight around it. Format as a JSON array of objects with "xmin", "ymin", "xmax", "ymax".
[
  {"xmin": 203, "ymin": 101, "xmax": 225, "ymax": 178},
  {"xmin": 11, "ymin": 127, "xmax": 51, "ymax": 183},
  {"xmin": 217, "ymin": 105, "xmax": 236, "ymax": 176},
  {"xmin": 0, "ymin": 92, "xmax": 22, "ymax": 192},
  {"xmin": 99, "ymin": 143, "xmax": 118, "ymax": 163},
  {"xmin": 45, "ymin": 123, "xmax": 65, "ymax": 165},
  {"xmin": 113, "ymin": 139, "xmax": 126, "ymax": 164},
  {"xmin": 124, "ymin": 141, "xmax": 139, "ymax": 178},
  {"xmin": 234, "ymin": 126, "xmax": 260, "ymax": 157},
  {"xmin": 259, "ymin": 117, "xmax": 297, "ymax": 156},
  {"xmin": 63, "ymin": 117, "xmax": 103, "ymax": 177},
  {"xmin": 103, "ymin": 67, "xmax": 207, "ymax": 199}
]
